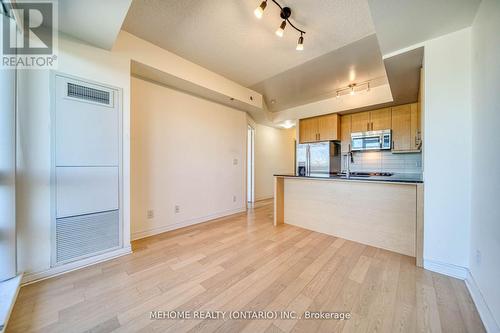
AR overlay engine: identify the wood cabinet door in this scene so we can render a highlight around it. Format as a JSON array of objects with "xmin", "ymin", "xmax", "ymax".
[
  {"xmin": 340, "ymin": 115, "xmax": 351, "ymax": 153},
  {"xmin": 299, "ymin": 118, "xmax": 318, "ymax": 143},
  {"xmin": 370, "ymin": 108, "xmax": 391, "ymax": 131},
  {"xmin": 351, "ymin": 111, "xmax": 370, "ymax": 133},
  {"xmin": 391, "ymin": 104, "xmax": 412, "ymax": 151},
  {"xmin": 410, "ymin": 103, "xmax": 421, "ymax": 150},
  {"xmin": 317, "ymin": 114, "xmax": 340, "ymax": 141}
]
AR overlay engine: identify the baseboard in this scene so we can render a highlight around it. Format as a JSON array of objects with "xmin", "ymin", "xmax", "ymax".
[
  {"xmin": 0, "ymin": 274, "xmax": 23, "ymax": 333},
  {"xmin": 423, "ymin": 259, "xmax": 468, "ymax": 279},
  {"xmin": 21, "ymin": 246, "xmax": 132, "ymax": 285},
  {"xmin": 465, "ymin": 270, "xmax": 500, "ymax": 333},
  {"xmin": 131, "ymin": 207, "xmax": 247, "ymax": 241}
]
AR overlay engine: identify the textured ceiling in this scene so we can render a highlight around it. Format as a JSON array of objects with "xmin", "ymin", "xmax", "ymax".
[
  {"xmin": 251, "ymin": 34, "xmax": 387, "ymax": 112},
  {"xmin": 367, "ymin": 0, "xmax": 481, "ymax": 55},
  {"xmin": 122, "ymin": 0, "xmax": 376, "ymax": 86}
]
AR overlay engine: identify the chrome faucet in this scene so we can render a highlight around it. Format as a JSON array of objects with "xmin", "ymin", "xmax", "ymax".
[{"xmin": 345, "ymin": 148, "xmax": 354, "ymax": 178}]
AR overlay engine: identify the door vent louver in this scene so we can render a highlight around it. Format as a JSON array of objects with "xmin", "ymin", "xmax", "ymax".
[
  {"xmin": 55, "ymin": 210, "xmax": 120, "ymax": 264},
  {"xmin": 67, "ymin": 82, "xmax": 111, "ymax": 105}
]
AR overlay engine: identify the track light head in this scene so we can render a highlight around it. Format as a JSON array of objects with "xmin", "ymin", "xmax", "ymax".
[
  {"xmin": 349, "ymin": 84, "xmax": 356, "ymax": 95},
  {"xmin": 254, "ymin": 1, "xmax": 267, "ymax": 19},
  {"xmin": 296, "ymin": 34, "xmax": 304, "ymax": 51},
  {"xmin": 275, "ymin": 20, "xmax": 286, "ymax": 37}
]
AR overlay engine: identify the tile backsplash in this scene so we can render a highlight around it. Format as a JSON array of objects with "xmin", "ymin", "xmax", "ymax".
[{"xmin": 341, "ymin": 151, "xmax": 422, "ymax": 174}]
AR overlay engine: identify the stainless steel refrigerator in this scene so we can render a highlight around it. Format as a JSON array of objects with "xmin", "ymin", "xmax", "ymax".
[{"xmin": 296, "ymin": 141, "xmax": 341, "ymax": 175}]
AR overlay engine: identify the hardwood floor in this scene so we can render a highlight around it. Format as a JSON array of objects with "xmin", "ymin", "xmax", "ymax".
[{"xmin": 8, "ymin": 200, "xmax": 485, "ymax": 333}]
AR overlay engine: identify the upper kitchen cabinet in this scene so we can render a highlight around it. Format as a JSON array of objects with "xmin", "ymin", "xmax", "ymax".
[
  {"xmin": 391, "ymin": 103, "xmax": 421, "ymax": 152},
  {"xmin": 351, "ymin": 109, "xmax": 391, "ymax": 132},
  {"xmin": 299, "ymin": 114, "xmax": 340, "ymax": 143},
  {"xmin": 299, "ymin": 117, "xmax": 318, "ymax": 143},
  {"xmin": 370, "ymin": 108, "xmax": 391, "ymax": 131},
  {"xmin": 340, "ymin": 115, "xmax": 351, "ymax": 153},
  {"xmin": 351, "ymin": 111, "xmax": 370, "ymax": 132}
]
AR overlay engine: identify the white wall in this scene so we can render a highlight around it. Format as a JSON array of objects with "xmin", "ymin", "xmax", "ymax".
[
  {"xmin": 470, "ymin": 0, "xmax": 500, "ymax": 328},
  {"xmin": 131, "ymin": 77, "xmax": 247, "ymax": 240},
  {"xmin": 254, "ymin": 125, "xmax": 295, "ymax": 201},
  {"xmin": 423, "ymin": 28, "xmax": 472, "ymax": 269},
  {"xmin": 16, "ymin": 34, "xmax": 131, "ymax": 275}
]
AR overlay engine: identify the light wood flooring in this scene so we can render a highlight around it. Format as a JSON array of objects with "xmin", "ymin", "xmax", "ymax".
[{"xmin": 8, "ymin": 200, "xmax": 485, "ymax": 332}]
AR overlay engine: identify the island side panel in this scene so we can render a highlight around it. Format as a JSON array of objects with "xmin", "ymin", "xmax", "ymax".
[
  {"xmin": 274, "ymin": 177, "xmax": 284, "ymax": 226},
  {"xmin": 284, "ymin": 178, "xmax": 417, "ymax": 257},
  {"xmin": 416, "ymin": 183, "xmax": 424, "ymax": 267}
]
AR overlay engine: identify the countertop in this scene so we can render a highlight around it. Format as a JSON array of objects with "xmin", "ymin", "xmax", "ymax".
[{"xmin": 274, "ymin": 172, "xmax": 423, "ymax": 184}]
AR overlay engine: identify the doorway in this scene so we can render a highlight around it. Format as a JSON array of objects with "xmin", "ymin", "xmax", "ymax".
[{"xmin": 247, "ymin": 125, "xmax": 255, "ymax": 205}]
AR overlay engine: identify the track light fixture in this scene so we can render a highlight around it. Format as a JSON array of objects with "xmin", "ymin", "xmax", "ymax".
[
  {"xmin": 335, "ymin": 82, "xmax": 372, "ymax": 98},
  {"xmin": 253, "ymin": 0, "xmax": 307, "ymax": 50}
]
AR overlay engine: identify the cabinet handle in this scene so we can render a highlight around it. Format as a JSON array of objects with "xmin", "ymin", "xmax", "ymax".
[
  {"xmin": 367, "ymin": 123, "xmax": 369, "ymax": 131},
  {"xmin": 318, "ymin": 133, "xmax": 321, "ymax": 141},
  {"xmin": 392, "ymin": 140, "xmax": 394, "ymax": 150},
  {"xmin": 371, "ymin": 122, "xmax": 373, "ymax": 131}
]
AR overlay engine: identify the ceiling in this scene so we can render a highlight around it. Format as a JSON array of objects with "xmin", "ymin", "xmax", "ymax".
[
  {"xmin": 367, "ymin": 0, "xmax": 481, "ymax": 55},
  {"xmin": 58, "ymin": 0, "xmax": 132, "ymax": 50},
  {"xmin": 251, "ymin": 34, "xmax": 387, "ymax": 112},
  {"xmin": 383, "ymin": 47, "xmax": 423, "ymax": 106},
  {"xmin": 122, "ymin": 0, "xmax": 376, "ymax": 87}
]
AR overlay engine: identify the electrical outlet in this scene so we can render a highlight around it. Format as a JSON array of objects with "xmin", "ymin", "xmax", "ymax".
[
  {"xmin": 476, "ymin": 249, "xmax": 482, "ymax": 265},
  {"xmin": 233, "ymin": 195, "xmax": 237, "ymax": 202},
  {"xmin": 175, "ymin": 205, "xmax": 180, "ymax": 214},
  {"xmin": 147, "ymin": 210, "xmax": 154, "ymax": 219},
  {"xmin": 233, "ymin": 158, "xmax": 238, "ymax": 165}
]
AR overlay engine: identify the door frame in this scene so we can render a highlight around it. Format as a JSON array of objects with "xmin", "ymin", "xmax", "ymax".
[{"xmin": 246, "ymin": 125, "xmax": 255, "ymax": 205}]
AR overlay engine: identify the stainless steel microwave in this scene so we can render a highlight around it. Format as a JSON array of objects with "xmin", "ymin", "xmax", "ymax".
[{"xmin": 351, "ymin": 129, "xmax": 391, "ymax": 151}]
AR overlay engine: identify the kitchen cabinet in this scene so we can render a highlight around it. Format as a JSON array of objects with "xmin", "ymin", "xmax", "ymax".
[
  {"xmin": 391, "ymin": 103, "xmax": 421, "ymax": 152},
  {"xmin": 351, "ymin": 111, "xmax": 370, "ymax": 133},
  {"xmin": 351, "ymin": 108, "xmax": 391, "ymax": 132},
  {"xmin": 340, "ymin": 114, "xmax": 351, "ymax": 153},
  {"xmin": 370, "ymin": 108, "xmax": 391, "ymax": 131},
  {"xmin": 299, "ymin": 114, "xmax": 340, "ymax": 143},
  {"xmin": 299, "ymin": 117, "xmax": 318, "ymax": 143},
  {"xmin": 317, "ymin": 114, "xmax": 340, "ymax": 141}
]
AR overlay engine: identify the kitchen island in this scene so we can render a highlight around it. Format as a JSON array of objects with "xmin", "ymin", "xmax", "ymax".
[{"xmin": 274, "ymin": 174, "xmax": 424, "ymax": 266}]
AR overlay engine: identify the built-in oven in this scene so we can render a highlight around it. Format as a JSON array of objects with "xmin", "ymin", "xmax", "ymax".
[{"xmin": 351, "ymin": 129, "xmax": 391, "ymax": 151}]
